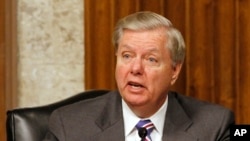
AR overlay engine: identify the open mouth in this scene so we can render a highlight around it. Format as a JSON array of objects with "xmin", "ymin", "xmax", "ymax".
[{"xmin": 128, "ymin": 81, "xmax": 144, "ymax": 88}]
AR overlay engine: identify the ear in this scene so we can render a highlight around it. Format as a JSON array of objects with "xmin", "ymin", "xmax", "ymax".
[{"xmin": 170, "ymin": 63, "xmax": 182, "ymax": 85}]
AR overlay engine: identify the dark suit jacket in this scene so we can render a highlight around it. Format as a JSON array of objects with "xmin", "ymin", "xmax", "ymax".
[{"xmin": 43, "ymin": 91, "xmax": 234, "ymax": 141}]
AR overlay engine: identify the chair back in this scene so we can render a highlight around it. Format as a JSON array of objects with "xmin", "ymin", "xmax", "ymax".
[{"xmin": 6, "ymin": 90, "xmax": 109, "ymax": 141}]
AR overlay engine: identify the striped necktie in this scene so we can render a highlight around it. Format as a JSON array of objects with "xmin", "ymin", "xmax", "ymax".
[{"xmin": 136, "ymin": 119, "xmax": 154, "ymax": 141}]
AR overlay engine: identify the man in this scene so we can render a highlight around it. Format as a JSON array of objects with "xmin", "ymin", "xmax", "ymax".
[{"xmin": 43, "ymin": 11, "xmax": 234, "ymax": 141}]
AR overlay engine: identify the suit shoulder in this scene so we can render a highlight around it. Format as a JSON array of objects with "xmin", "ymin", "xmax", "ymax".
[
  {"xmin": 168, "ymin": 92, "xmax": 235, "ymax": 140},
  {"xmin": 53, "ymin": 91, "xmax": 117, "ymax": 116},
  {"xmin": 169, "ymin": 91, "xmax": 233, "ymax": 118}
]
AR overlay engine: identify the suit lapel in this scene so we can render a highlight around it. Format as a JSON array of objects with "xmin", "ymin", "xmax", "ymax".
[
  {"xmin": 92, "ymin": 91, "xmax": 125, "ymax": 141},
  {"xmin": 91, "ymin": 91, "xmax": 198, "ymax": 141},
  {"xmin": 162, "ymin": 92, "xmax": 198, "ymax": 141}
]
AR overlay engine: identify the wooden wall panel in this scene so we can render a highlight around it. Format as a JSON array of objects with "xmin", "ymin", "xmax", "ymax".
[
  {"xmin": 237, "ymin": 0, "xmax": 250, "ymax": 124},
  {"xmin": 85, "ymin": 0, "xmax": 250, "ymax": 124},
  {"xmin": 85, "ymin": 0, "xmax": 116, "ymax": 89},
  {"xmin": 112, "ymin": 0, "xmax": 139, "ymax": 19},
  {"xmin": 187, "ymin": 0, "xmax": 215, "ymax": 100},
  {"xmin": 1, "ymin": 1, "xmax": 17, "ymax": 140},
  {"xmin": 213, "ymin": 0, "xmax": 236, "ymax": 110},
  {"xmin": 139, "ymin": 0, "xmax": 164, "ymax": 13},
  {"xmin": 0, "ymin": 0, "xmax": 6, "ymax": 138}
]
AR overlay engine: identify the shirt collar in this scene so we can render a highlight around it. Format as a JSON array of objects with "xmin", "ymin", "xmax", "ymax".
[{"xmin": 122, "ymin": 96, "xmax": 168, "ymax": 136}]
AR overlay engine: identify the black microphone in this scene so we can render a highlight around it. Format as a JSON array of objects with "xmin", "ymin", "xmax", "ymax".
[{"xmin": 138, "ymin": 127, "xmax": 147, "ymax": 141}]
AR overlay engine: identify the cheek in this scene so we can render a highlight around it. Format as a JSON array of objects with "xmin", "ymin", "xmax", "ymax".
[
  {"xmin": 146, "ymin": 67, "xmax": 173, "ymax": 86},
  {"xmin": 115, "ymin": 64, "xmax": 128, "ymax": 82}
]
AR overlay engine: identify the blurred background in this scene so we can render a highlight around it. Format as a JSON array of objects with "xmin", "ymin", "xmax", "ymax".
[{"xmin": 1, "ymin": 0, "xmax": 250, "ymax": 140}]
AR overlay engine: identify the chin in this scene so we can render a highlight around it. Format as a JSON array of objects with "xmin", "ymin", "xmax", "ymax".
[{"xmin": 123, "ymin": 93, "xmax": 148, "ymax": 106}]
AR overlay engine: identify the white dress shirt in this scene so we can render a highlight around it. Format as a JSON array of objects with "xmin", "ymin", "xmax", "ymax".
[{"xmin": 122, "ymin": 96, "xmax": 168, "ymax": 141}]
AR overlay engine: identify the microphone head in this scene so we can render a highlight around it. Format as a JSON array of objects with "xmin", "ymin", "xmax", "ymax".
[{"xmin": 138, "ymin": 127, "xmax": 147, "ymax": 138}]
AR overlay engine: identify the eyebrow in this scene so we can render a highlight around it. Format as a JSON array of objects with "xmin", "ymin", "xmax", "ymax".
[
  {"xmin": 120, "ymin": 44, "xmax": 160, "ymax": 53},
  {"xmin": 120, "ymin": 44, "xmax": 132, "ymax": 50},
  {"xmin": 147, "ymin": 48, "xmax": 160, "ymax": 53}
]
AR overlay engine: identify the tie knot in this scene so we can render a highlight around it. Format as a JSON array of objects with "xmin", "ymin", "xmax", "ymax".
[{"xmin": 136, "ymin": 119, "xmax": 154, "ymax": 141}]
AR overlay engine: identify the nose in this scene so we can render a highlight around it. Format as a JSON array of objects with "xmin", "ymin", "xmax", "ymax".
[{"xmin": 130, "ymin": 58, "xmax": 144, "ymax": 75}]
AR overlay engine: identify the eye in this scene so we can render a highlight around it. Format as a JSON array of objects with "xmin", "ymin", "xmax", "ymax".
[
  {"xmin": 148, "ymin": 57, "xmax": 158, "ymax": 63},
  {"xmin": 123, "ymin": 53, "xmax": 131, "ymax": 59},
  {"xmin": 145, "ymin": 56, "xmax": 160, "ymax": 66}
]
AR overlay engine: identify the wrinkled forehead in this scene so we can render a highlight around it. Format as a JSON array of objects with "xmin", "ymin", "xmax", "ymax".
[{"xmin": 118, "ymin": 26, "xmax": 169, "ymax": 44}]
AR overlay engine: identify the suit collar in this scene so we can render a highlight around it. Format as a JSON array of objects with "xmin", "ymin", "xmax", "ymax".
[{"xmin": 162, "ymin": 92, "xmax": 198, "ymax": 141}]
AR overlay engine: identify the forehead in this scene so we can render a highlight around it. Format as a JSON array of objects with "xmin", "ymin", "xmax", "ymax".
[
  {"xmin": 118, "ymin": 28, "xmax": 167, "ymax": 50},
  {"xmin": 121, "ymin": 27, "xmax": 167, "ymax": 39}
]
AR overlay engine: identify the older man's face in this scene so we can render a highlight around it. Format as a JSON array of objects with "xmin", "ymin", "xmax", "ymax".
[{"xmin": 115, "ymin": 27, "xmax": 182, "ymax": 114}]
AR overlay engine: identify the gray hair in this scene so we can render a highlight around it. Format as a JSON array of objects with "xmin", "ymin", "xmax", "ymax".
[{"xmin": 112, "ymin": 11, "xmax": 185, "ymax": 66}]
